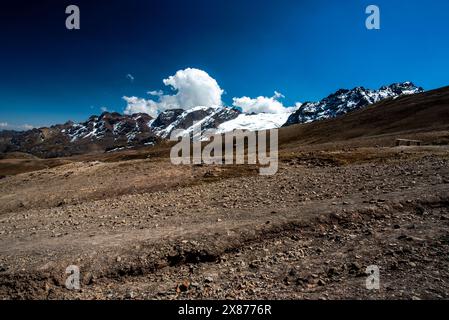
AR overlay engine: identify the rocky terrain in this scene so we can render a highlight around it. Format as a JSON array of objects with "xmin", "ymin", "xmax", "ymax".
[{"xmin": 0, "ymin": 146, "xmax": 448, "ymax": 300}]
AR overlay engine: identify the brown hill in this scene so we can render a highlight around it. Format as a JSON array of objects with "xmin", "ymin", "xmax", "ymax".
[{"xmin": 279, "ymin": 85, "xmax": 449, "ymax": 150}]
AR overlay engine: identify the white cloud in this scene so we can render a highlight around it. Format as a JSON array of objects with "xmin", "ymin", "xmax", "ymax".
[
  {"xmin": 274, "ymin": 91, "xmax": 285, "ymax": 99},
  {"xmin": 0, "ymin": 122, "xmax": 35, "ymax": 131},
  {"xmin": 162, "ymin": 68, "xmax": 223, "ymax": 108},
  {"xmin": 126, "ymin": 74, "xmax": 135, "ymax": 82},
  {"xmin": 123, "ymin": 68, "xmax": 223, "ymax": 117},
  {"xmin": 148, "ymin": 90, "xmax": 163, "ymax": 96},
  {"xmin": 232, "ymin": 92, "xmax": 297, "ymax": 114},
  {"xmin": 123, "ymin": 68, "xmax": 301, "ymax": 117},
  {"xmin": 101, "ymin": 106, "xmax": 109, "ymax": 112},
  {"xmin": 21, "ymin": 124, "xmax": 35, "ymax": 130},
  {"xmin": 123, "ymin": 96, "xmax": 160, "ymax": 117}
]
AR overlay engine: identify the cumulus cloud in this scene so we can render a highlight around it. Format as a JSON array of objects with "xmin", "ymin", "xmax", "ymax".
[
  {"xmin": 162, "ymin": 68, "xmax": 223, "ymax": 108},
  {"xmin": 123, "ymin": 68, "xmax": 223, "ymax": 117},
  {"xmin": 0, "ymin": 122, "xmax": 8, "ymax": 128},
  {"xmin": 232, "ymin": 92, "xmax": 297, "ymax": 114},
  {"xmin": 123, "ymin": 68, "xmax": 299, "ymax": 117},
  {"xmin": 123, "ymin": 96, "xmax": 160, "ymax": 117},
  {"xmin": 100, "ymin": 106, "xmax": 109, "ymax": 112}
]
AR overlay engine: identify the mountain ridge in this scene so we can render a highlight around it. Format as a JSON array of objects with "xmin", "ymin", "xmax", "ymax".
[
  {"xmin": 0, "ymin": 81, "xmax": 426, "ymax": 157},
  {"xmin": 284, "ymin": 82, "xmax": 423, "ymax": 126}
]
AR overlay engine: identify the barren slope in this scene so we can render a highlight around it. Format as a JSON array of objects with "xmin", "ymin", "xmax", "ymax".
[{"xmin": 279, "ymin": 86, "xmax": 449, "ymax": 149}]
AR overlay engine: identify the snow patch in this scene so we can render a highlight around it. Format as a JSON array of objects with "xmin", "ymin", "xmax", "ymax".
[{"xmin": 217, "ymin": 113, "xmax": 292, "ymax": 133}]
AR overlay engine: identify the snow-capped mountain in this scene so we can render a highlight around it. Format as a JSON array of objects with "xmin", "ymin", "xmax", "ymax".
[
  {"xmin": 284, "ymin": 82, "xmax": 424, "ymax": 126},
  {"xmin": 0, "ymin": 108, "xmax": 241, "ymax": 156},
  {"xmin": 0, "ymin": 82, "xmax": 424, "ymax": 157},
  {"xmin": 65, "ymin": 112, "xmax": 155, "ymax": 144},
  {"xmin": 150, "ymin": 106, "xmax": 241, "ymax": 139},
  {"xmin": 0, "ymin": 112, "xmax": 158, "ymax": 157},
  {"xmin": 150, "ymin": 106, "xmax": 291, "ymax": 140}
]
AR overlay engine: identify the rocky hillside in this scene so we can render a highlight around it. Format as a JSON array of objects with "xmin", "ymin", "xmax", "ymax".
[
  {"xmin": 0, "ymin": 112, "xmax": 157, "ymax": 158},
  {"xmin": 284, "ymin": 82, "xmax": 423, "ymax": 126}
]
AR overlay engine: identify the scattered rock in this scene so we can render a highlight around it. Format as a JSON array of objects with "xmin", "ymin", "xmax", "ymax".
[{"xmin": 177, "ymin": 280, "xmax": 190, "ymax": 292}]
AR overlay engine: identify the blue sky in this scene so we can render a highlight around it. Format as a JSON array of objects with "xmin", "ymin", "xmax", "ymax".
[{"xmin": 0, "ymin": 0, "xmax": 448, "ymax": 129}]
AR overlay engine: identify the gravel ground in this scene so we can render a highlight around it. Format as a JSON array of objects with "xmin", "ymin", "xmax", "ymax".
[{"xmin": 0, "ymin": 146, "xmax": 448, "ymax": 299}]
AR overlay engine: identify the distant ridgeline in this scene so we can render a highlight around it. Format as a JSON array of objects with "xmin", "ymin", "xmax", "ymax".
[{"xmin": 0, "ymin": 82, "xmax": 423, "ymax": 158}]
